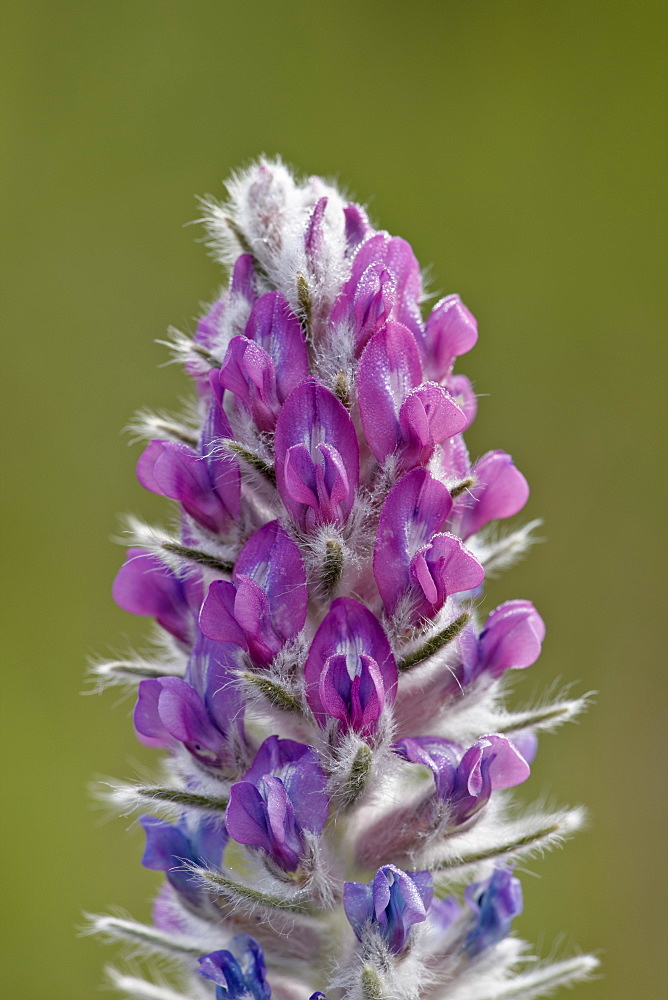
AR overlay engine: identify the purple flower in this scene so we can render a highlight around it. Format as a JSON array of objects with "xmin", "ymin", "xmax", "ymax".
[
  {"xmin": 103, "ymin": 161, "xmax": 596, "ymax": 1000},
  {"xmin": 339, "ymin": 232, "xmax": 423, "ymax": 346},
  {"xmin": 344, "ymin": 865, "xmax": 433, "ymax": 953},
  {"xmin": 220, "ymin": 291, "xmax": 308, "ymax": 431},
  {"xmin": 136, "ymin": 388, "xmax": 241, "ymax": 536},
  {"xmin": 274, "ymin": 381, "xmax": 359, "ymax": 532},
  {"xmin": 343, "ymin": 203, "xmax": 372, "ymax": 251},
  {"xmin": 374, "ymin": 468, "xmax": 484, "ymax": 622},
  {"xmin": 464, "ymin": 867, "xmax": 523, "ymax": 956},
  {"xmin": 329, "ymin": 258, "xmax": 397, "ymax": 356},
  {"xmin": 199, "ymin": 935, "xmax": 270, "ymax": 1000},
  {"xmin": 304, "ymin": 597, "xmax": 397, "ymax": 735},
  {"xmin": 453, "ymin": 449, "xmax": 529, "ymax": 539},
  {"xmin": 452, "ymin": 600, "xmax": 546, "ymax": 690},
  {"xmin": 112, "ymin": 547, "xmax": 199, "ymax": 646},
  {"xmin": 140, "ymin": 814, "xmax": 227, "ymax": 906},
  {"xmin": 394, "ymin": 733, "xmax": 530, "ymax": 829},
  {"xmin": 225, "ymin": 736, "xmax": 329, "ymax": 871},
  {"xmin": 357, "ymin": 321, "xmax": 467, "ymax": 472},
  {"xmin": 479, "ymin": 600, "xmax": 546, "ymax": 676},
  {"xmin": 190, "ymin": 254, "xmax": 258, "ymax": 390},
  {"xmin": 199, "ymin": 520, "xmax": 307, "ymax": 666},
  {"xmin": 318, "ymin": 652, "xmax": 385, "ymax": 739},
  {"xmin": 423, "ymin": 294, "xmax": 478, "ymax": 383},
  {"xmin": 133, "ymin": 633, "xmax": 244, "ymax": 769}
]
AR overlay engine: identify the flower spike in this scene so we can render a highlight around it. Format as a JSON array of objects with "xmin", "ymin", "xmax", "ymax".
[{"xmin": 99, "ymin": 159, "xmax": 597, "ymax": 1000}]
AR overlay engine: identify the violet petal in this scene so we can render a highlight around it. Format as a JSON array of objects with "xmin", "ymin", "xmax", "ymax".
[
  {"xmin": 457, "ymin": 450, "xmax": 529, "ymax": 539},
  {"xmin": 274, "ymin": 380, "xmax": 359, "ymax": 531},
  {"xmin": 374, "ymin": 468, "xmax": 453, "ymax": 618},
  {"xmin": 478, "ymin": 600, "xmax": 546, "ymax": 677},
  {"xmin": 112, "ymin": 548, "xmax": 193, "ymax": 645},
  {"xmin": 357, "ymin": 321, "xmax": 423, "ymax": 465},
  {"xmin": 304, "ymin": 597, "xmax": 397, "ymax": 723},
  {"xmin": 424, "ymin": 294, "xmax": 478, "ymax": 381}
]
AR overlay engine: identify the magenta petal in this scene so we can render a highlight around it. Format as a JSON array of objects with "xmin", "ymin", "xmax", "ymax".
[
  {"xmin": 412, "ymin": 549, "xmax": 440, "ymax": 604},
  {"xmin": 135, "ymin": 440, "xmax": 168, "ymax": 495},
  {"xmin": 184, "ymin": 633, "xmax": 245, "ymax": 741},
  {"xmin": 233, "ymin": 576, "xmax": 281, "ymax": 666},
  {"xmin": 199, "ymin": 581, "xmax": 248, "ymax": 650},
  {"xmin": 357, "ymin": 322, "xmax": 423, "ymax": 464},
  {"xmin": 227, "ymin": 761, "xmax": 323, "ymax": 871},
  {"xmin": 234, "ymin": 521, "xmax": 307, "ymax": 643},
  {"xmin": 479, "ymin": 600, "xmax": 546, "ymax": 677},
  {"xmin": 112, "ymin": 548, "xmax": 193, "ymax": 645},
  {"xmin": 283, "ymin": 759, "xmax": 329, "ymax": 835},
  {"xmin": 316, "ymin": 442, "xmax": 350, "ymax": 511},
  {"xmin": 243, "ymin": 735, "xmax": 312, "ymax": 784},
  {"xmin": 352, "ymin": 264, "xmax": 397, "ymax": 354},
  {"xmin": 283, "ymin": 443, "xmax": 321, "ymax": 509},
  {"xmin": 393, "ymin": 736, "xmax": 459, "ymax": 798},
  {"xmin": 458, "ymin": 450, "xmax": 530, "ymax": 538},
  {"xmin": 424, "ymin": 295, "xmax": 478, "ymax": 381},
  {"xmin": 244, "ymin": 291, "xmax": 309, "ymax": 402},
  {"xmin": 198, "ymin": 392, "xmax": 242, "ymax": 524},
  {"xmin": 409, "ymin": 532, "xmax": 484, "ymax": 619},
  {"xmin": 220, "ymin": 336, "xmax": 280, "ymax": 431},
  {"xmin": 230, "ymin": 252, "xmax": 257, "ymax": 301},
  {"xmin": 226, "ymin": 781, "xmax": 274, "ymax": 855},
  {"xmin": 330, "ymin": 260, "xmax": 398, "ymax": 356},
  {"xmin": 343, "ymin": 203, "xmax": 372, "ymax": 250},
  {"xmin": 374, "ymin": 469, "xmax": 453, "ymax": 617},
  {"xmin": 157, "ymin": 677, "xmax": 222, "ymax": 751},
  {"xmin": 350, "ymin": 234, "xmax": 423, "ymax": 339},
  {"xmin": 134, "ymin": 679, "xmax": 174, "ymax": 748},
  {"xmin": 241, "ymin": 736, "xmax": 330, "ymax": 839},
  {"xmin": 274, "ymin": 381, "xmax": 359, "ymax": 530},
  {"xmin": 345, "ymin": 865, "xmax": 432, "ymax": 953},
  {"xmin": 398, "ymin": 383, "xmax": 467, "ymax": 470},
  {"xmin": 137, "ymin": 439, "xmax": 232, "ymax": 535},
  {"xmin": 460, "ymin": 735, "xmax": 531, "ymax": 792},
  {"xmin": 448, "ymin": 374, "xmax": 478, "ymax": 429},
  {"xmin": 304, "ymin": 197, "xmax": 328, "ymax": 265},
  {"xmin": 304, "ymin": 597, "xmax": 397, "ymax": 722},
  {"xmin": 319, "ymin": 654, "xmax": 353, "ymax": 724},
  {"xmin": 137, "ymin": 439, "xmax": 206, "ymax": 504},
  {"xmin": 438, "ymin": 433, "xmax": 473, "ymax": 484},
  {"xmin": 319, "ymin": 652, "xmax": 385, "ymax": 737},
  {"xmin": 509, "ymin": 731, "xmax": 539, "ymax": 765}
]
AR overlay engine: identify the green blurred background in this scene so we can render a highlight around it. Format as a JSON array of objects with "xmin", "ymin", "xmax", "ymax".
[{"xmin": 1, "ymin": 1, "xmax": 665, "ymax": 997}]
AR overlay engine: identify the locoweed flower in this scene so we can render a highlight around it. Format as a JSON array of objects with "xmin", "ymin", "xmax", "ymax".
[
  {"xmin": 199, "ymin": 935, "xmax": 271, "ymax": 1000},
  {"xmin": 94, "ymin": 158, "xmax": 598, "ymax": 1000},
  {"xmin": 344, "ymin": 865, "xmax": 433, "ymax": 954}
]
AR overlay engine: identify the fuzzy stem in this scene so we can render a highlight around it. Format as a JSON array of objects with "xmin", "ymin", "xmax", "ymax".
[
  {"xmin": 338, "ymin": 743, "xmax": 373, "ymax": 809},
  {"xmin": 161, "ymin": 541, "xmax": 233, "ymax": 574},
  {"xmin": 398, "ymin": 612, "xmax": 471, "ymax": 671},
  {"xmin": 224, "ymin": 440, "xmax": 276, "ymax": 486},
  {"xmin": 110, "ymin": 783, "xmax": 229, "ymax": 815},
  {"xmin": 195, "ymin": 869, "xmax": 310, "ymax": 914},
  {"xmin": 92, "ymin": 916, "xmax": 203, "ymax": 957},
  {"xmin": 242, "ymin": 672, "xmax": 304, "ymax": 714}
]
